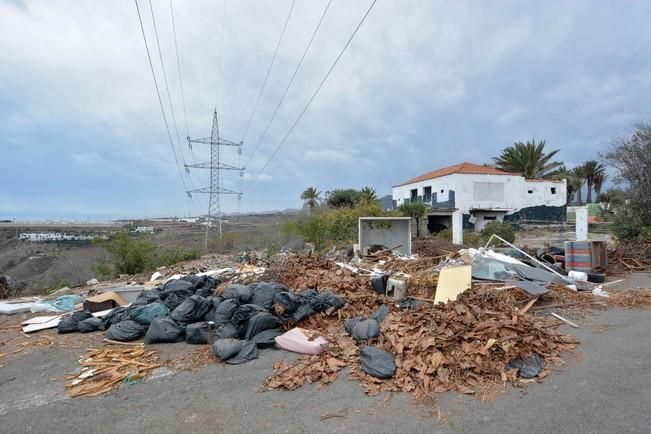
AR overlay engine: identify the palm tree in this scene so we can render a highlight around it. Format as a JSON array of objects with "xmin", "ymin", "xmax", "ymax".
[
  {"xmin": 493, "ymin": 139, "xmax": 563, "ymax": 179},
  {"xmin": 581, "ymin": 160, "xmax": 606, "ymax": 203},
  {"xmin": 300, "ymin": 187, "xmax": 321, "ymax": 211},
  {"xmin": 359, "ymin": 186, "xmax": 378, "ymax": 205},
  {"xmin": 571, "ymin": 166, "xmax": 586, "ymax": 205},
  {"xmin": 554, "ymin": 166, "xmax": 583, "ymax": 204},
  {"xmin": 592, "ymin": 168, "xmax": 608, "ymax": 201}
]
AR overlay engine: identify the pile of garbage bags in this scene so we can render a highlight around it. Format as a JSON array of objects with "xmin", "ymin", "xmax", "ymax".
[{"xmin": 59, "ymin": 274, "xmax": 345, "ymax": 365}]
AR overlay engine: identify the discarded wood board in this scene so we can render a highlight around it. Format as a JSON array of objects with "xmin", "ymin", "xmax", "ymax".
[
  {"xmin": 434, "ymin": 265, "xmax": 471, "ymax": 304},
  {"xmin": 83, "ymin": 291, "xmax": 127, "ymax": 312},
  {"xmin": 22, "ymin": 316, "xmax": 62, "ymax": 333},
  {"xmin": 22, "ymin": 315, "xmax": 60, "ymax": 325}
]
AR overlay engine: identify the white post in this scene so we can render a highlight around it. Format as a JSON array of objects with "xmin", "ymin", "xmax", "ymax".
[
  {"xmin": 452, "ymin": 210, "xmax": 463, "ymax": 245},
  {"xmin": 575, "ymin": 206, "xmax": 588, "ymax": 241}
]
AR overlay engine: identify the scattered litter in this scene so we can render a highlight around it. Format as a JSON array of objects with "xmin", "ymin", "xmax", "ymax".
[
  {"xmin": 550, "ymin": 312, "xmax": 580, "ymax": 328},
  {"xmin": 275, "ymin": 328, "xmax": 328, "ymax": 355},
  {"xmin": 65, "ymin": 348, "xmax": 160, "ymax": 397},
  {"xmin": 507, "ymin": 353, "xmax": 543, "ymax": 379}
]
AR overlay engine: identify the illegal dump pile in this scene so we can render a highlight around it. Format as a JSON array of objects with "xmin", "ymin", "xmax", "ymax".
[{"xmin": 263, "ymin": 266, "xmax": 580, "ymax": 400}]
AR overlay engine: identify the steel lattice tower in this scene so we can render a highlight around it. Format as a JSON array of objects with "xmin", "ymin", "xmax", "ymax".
[{"xmin": 186, "ymin": 110, "xmax": 243, "ymax": 248}]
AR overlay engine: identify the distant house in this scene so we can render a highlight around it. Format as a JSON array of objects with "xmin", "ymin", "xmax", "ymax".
[{"xmin": 392, "ymin": 162, "xmax": 566, "ymax": 232}]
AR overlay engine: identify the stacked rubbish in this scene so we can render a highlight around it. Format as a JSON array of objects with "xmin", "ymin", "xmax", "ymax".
[{"xmin": 58, "ymin": 274, "xmax": 345, "ymax": 365}]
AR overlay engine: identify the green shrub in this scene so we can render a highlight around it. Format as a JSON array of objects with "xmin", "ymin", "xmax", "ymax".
[
  {"xmin": 156, "ymin": 247, "xmax": 201, "ymax": 267},
  {"xmin": 208, "ymin": 232, "xmax": 239, "ymax": 253},
  {"xmin": 290, "ymin": 203, "xmax": 388, "ymax": 251},
  {"xmin": 44, "ymin": 279, "xmax": 72, "ymax": 294},
  {"xmin": 481, "ymin": 221, "xmax": 516, "ymax": 244},
  {"xmin": 435, "ymin": 228, "xmax": 451, "ymax": 241},
  {"xmin": 463, "ymin": 231, "xmax": 482, "ymax": 248},
  {"xmin": 94, "ymin": 260, "xmax": 114, "ymax": 279},
  {"xmin": 94, "ymin": 231, "xmax": 156, "ymax": 275}
]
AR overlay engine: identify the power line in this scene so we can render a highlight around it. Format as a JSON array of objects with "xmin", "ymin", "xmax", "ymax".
[
  {"xmin": 169, "ymin": 0, "xmax": 191, "ymax": 143},
  {"xmin": 243, "ymin": 0, "xmax": 377, "ymax": 192},
  {"xmin": 214, "ymin": 0, "xmax": 228, "ymax": 121},
  {"xmin": 242, "ymin": 0, "xmax": 332, "ymax": 172},
  {"xmin": 239, "ymin": 0, "xmax": 296, "ymax": 143},
  {"xmin": 148, "ymin": 0, "xmax": 200, "ymax": 216},
  {"xmin": 148, "ymin": 0, "xmax": 184, "ymax": 155},
  {"xmin": 134, "ymin": 0, "xmax": 191, "ymax": 200}
]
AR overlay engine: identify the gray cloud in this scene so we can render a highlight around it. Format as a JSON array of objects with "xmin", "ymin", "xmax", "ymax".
[{"xmin": 1, "ymin": 0, "xmax": 650, "ymax": 218}]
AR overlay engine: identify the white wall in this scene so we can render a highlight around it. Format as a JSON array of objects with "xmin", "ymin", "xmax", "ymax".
[{"xmin": 392, "ymin": 173, "xmax": 566, "ymax": 214}]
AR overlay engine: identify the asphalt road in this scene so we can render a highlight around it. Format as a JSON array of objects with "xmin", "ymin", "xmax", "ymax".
[{"xmin": 1, "ymin": 308, "xmax": 650, "ymax": 433}]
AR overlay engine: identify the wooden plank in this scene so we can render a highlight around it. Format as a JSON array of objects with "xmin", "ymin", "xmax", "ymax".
[
  {"xmin": 519, "ymin": 297, "xmax": 539, "ymax": 315},
  {"xmin": 550, "ymin": 312, "xmax": 579, "ymax": 328}
]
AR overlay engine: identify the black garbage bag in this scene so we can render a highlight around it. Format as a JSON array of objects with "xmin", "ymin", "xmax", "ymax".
[
  {"xmin": 226, "ymin": 341, "xmax": 258, "ymax": 365},
  {"xmin": 213, "ymin": 323, "xmax": 240, "ymax": 340},
  {"xmin": 212, "ymin": 338, "xmax": 259, "ymax": 364},
  {"xmin": 359, "ymin": 346, "xmax": 396, "ymax": 378},
  {"xmin": 251, "ymin": 282, "xmax": 280, "ymax": 310},
  {"xmin": 99, "ymin": 306, "xmax": 130, "ymax": 331},
  {"xmin": 57, "ymin": 316, "xmax": 79, "ymax": 334},
  {"xmin": 222, "ymin": 284, "xmax": 252, "ymax": 303},
  {"xmin": 213, "ymin": 299, "xmax": 240, "ymax": 325},
  {"xmin": 129, "ymin": 302, "xmax": 170, "ymax": 326},
  {"xmin": 171, "ymin": 295, "xmax": 212, "ymax": 324},
  {"xmin": 185, "ymin": 321, "xmax": 211, "ymax": 344},
  {"xmin": 212, "ymin": 338, "xmax": 243, "ymax": 360},
  {"xmin": 184, "ymin": 275, "xmax": 217, "ymax": 298},
  {"xmin": 77, "ymin": 316, "xmax": 101, "ymax": 333},
  {"xmin": 71, "ymin": 310, "xmax": 93, "ymax": 322},
  {"xmin": 160, "ymin": 279, "xmax": 195, "ymax": 310},
  {"xmin": 292, "ymin": 303, "xmax": 315, "ymax": 322},
  {"xmin": 250, "ymin": 328, "xmax": 282, "ymax": 348},
  {"xmin": 310, "ymin": 292, "xmax": 345, "ymax": 312},
  {"xmin": 273, "ymin": 291, "xmax": 299, "ymax": 315},
  {"xmin": 350, "ymin": 318, "xmax": 380, "ymax": 341},
  {"xmin": 144, "ymin": 317, "xmax": 185, "ymax": 344},
  {"xmin": 244, "ymin": 312, "xmax": 282, "ymax": 340},
  {"xmin": 232, "ymin": 304, "xmax": 267, "ymax": 325},
  {"xmin": 371, "ymin": 304, "xmax": 389, "ymax": 323},
  {"xmin": 202, "ymin": 296, "xmax": 224, "ymax": 321},
  {"xmin": 133, "ymin": 288, "xmax": 162, "ymax": 306},
  {"xmin": 106, "ymin": 320, "xmax": 146, "ymax": 342},
  {"xmin": 507, "ymin": 353, "xmax": 543, "ymax": 379}
]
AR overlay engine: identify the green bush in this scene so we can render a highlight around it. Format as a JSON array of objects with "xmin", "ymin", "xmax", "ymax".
[
  {"xmin": 463, "ymin": 231, "xmax": 482, "ymax": 248},
  {"xmin": 156, "ymin": 247, "xmax": 201, "ymax": 267},
  {"xmin": 44, "ymin": 279, "xmax": 72, "ymax": 294},
  {"xmin": 480, "ymin": 221, "xmax": 516, "ymax": 244},
  {"xmin": 94, "ymin": 231, "xmax": 156, "ymax": 275},
  {"xmin": 94, "ymin": 260, "xmax": 114, "ymax": 279},
  {"xmin": 290, "ymin": 203, "xmax": 388, "ymax": 251}
]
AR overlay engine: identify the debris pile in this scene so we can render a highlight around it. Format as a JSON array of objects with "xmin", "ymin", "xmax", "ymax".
[
  {"xmin": 264, "ymin": 285, "xmax": 579, "ymax": 401},
  {"xmin": 65, "ymin": 347, "xmax": 160, "ymax": 397}
]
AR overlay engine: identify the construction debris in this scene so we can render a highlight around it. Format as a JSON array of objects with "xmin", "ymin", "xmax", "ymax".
[{"xmin": 65, "ymin": 348, "xmax": 160, "ymax": 397}]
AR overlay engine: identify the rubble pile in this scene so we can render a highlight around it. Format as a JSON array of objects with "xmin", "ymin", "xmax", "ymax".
[
  {"xmin": 411, "ymin": 238, "xmax": 460, "ymax": 257},
  {"xmin": 608, "ymin": 289, "xmax": 651, "ymax": 309}
]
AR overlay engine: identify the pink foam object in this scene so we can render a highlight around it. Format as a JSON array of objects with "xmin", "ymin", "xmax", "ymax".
[{"xmin": 274, "ymin": 327, "xmax": 328, "ymax": 355}]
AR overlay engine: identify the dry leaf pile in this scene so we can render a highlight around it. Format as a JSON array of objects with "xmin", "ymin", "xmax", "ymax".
[
  {"xmin": 66, "ymin": 347, "xmax": 160, "ymax": 397},
  {"xmin": 608, "ymin": 289, "xmax": 651, "ymax": 309},
  {"xmin": 265, "ymin": 284, "xmax": 580, "ymax": 403}
]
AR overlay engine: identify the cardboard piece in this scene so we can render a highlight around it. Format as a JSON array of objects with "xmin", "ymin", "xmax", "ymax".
[
  {"xmin": 23, "ymin": 316, "xmax": 62, "ymax": 333},
  {"xmin": 434, "ymin": 265, "xmax": 471, "ymax": 304},
  {"xmin": 83, "ymin": 292, "xmax": 128, "ymax": 313},
  {"xmin": 22, "ymin": 315, "xmax": 60, "ymax": 325}
]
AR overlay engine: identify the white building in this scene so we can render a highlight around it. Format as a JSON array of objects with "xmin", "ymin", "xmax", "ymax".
[{"xmin": 392, "ymin": 162, "xmax": 566, "ymax": 232}]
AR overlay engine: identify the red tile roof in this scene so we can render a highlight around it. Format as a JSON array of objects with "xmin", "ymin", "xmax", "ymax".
[{"xmin": 396, "ymin": 162, "xmax": 515, "ymax": 186}]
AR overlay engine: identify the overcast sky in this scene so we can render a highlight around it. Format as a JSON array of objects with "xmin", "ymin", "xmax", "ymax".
[{"xmin": 2, "ymin": 0, "xmax": 650, "ymax": 220}]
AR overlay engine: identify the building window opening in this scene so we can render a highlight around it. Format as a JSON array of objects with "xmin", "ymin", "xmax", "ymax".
[
  {"xmin": 527, "ymin": 189, "xmax": 533, "ymax": 194},
  {"xmin": 551, "ymin": 187, "xmax": 557, "ymax": 194},
  {"xmin": 410, "ymin": 189, "xmax": 418, "ymax": 201},
  {"xmin": 424, "ymin": 186, "xmax": 432, "ymax": 202}
]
